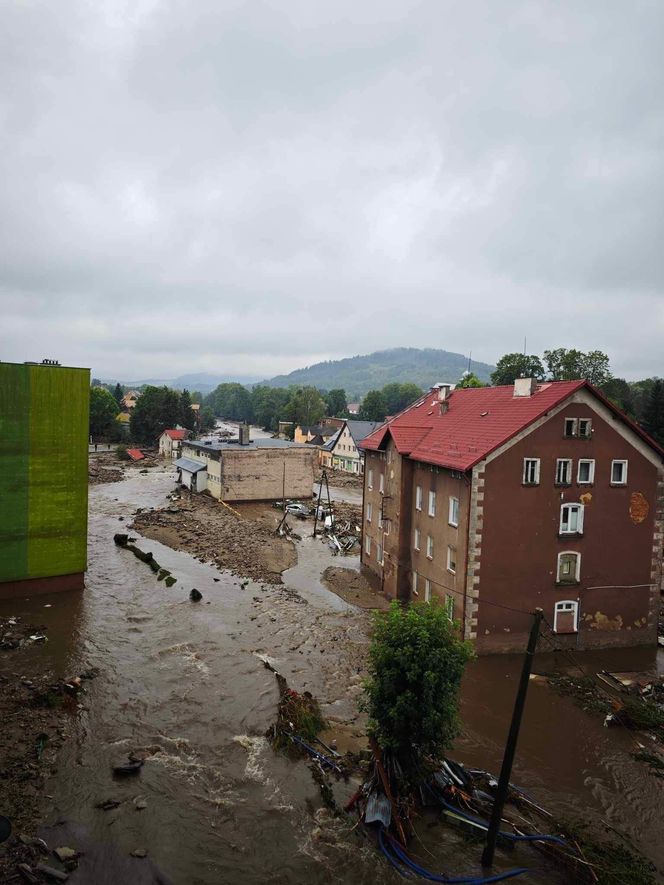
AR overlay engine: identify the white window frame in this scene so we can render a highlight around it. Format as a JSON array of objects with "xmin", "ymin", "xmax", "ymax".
[
  {"xmin": 553, "ymin": 600, "xmax": 579, "ymax": 633},
  {"xmin": 577, "ymin": 459, "xmax": 595, "ymax": 484},
  {"xmin": 560, "ymin": 503, "xmax": 584, "ymax": 534},
  {"xmin": 448, "ymin": 496, "xmax": 459, "ymax": 527},
  {"xmin": 377, "ymin": 510, "xmax": 383, "ymax": 529},
  {"xmin": 426, "ymin": 535, "xmax": 434, "ymax": 559},
  {"xmin": 366, "ymin": 502, "xmax": 372, "ymax": 523},
  {"xmin": 424, "ymin": 578, "xmax": 431, "ymax": 603},
  {"xmin": 412, "ymin": 571, "xmax": 419, "ymax": 596},
  {"xmin": 522, "ymin": 458, "xmax": 540, "ymax": 485},
  {"xmin": 611, "ymin": 460, "xmax": 628, "ymax": 485},
  {"xmin": 379, "ymin": 473, "xmax": 385, "ymax": 494},
  {"xmin": 556, "ymin": 551, "xmax": 581, "ymax": 583},
  {"xmin": 365, "ymin": 535, "xmax": 371, "ymax": 556},
  {"xmin": 564, "ymin": 418, "xmax": 577, "ymax": 438},
  {"xmin": 377, "ymin": 542, "xmax": 383, "ymax": 566},
  {"xmin": 415, "ymin": 485, "xmax": 423, "ymax": 511},
  {"xmin": 578, "ymin": 418, "xmax": 592, "ymax": 439},
  {"xmin": 447, "ymin": 545, "xmax": 457, "ymax": 574},
  {"xmin": 367, "ymin": 468, "xmax": 373, "ymax": 490},
  {"xmin": 414, "ymin": 527, "xmax": 421, "ymax": 551},
  {"xmin": 445, "ymin": 594, "xmax": 454, "ymax": 621},
  {"xmin": 555, "ymin": 458, "xmax": 572, "ymax": 485},
  {"xmin": 428, "ymin": 490, "xmax": 436, "ymax": 517}
]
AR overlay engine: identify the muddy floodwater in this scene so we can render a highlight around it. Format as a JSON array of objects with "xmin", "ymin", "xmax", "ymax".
[{"xmin": 2, "ymin": 466, "xmax": 663, "ymax": 884}]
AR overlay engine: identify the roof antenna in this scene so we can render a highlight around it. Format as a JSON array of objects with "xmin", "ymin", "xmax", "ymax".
[
  {"xmin": 523, "ymin": 336, "xmax": 527, "ymax": 356},
  {"xmin": 467, "ymin": 350, "xmax": 472, "ymax": 374}
]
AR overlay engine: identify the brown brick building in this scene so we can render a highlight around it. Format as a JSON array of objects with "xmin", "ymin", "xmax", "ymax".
[{"xmin": 360, "ymin": 379, "xmax": 664, "ymax": 654}]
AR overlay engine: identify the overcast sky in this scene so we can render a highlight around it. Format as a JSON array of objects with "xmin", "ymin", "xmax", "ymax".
[{"xmin": 1, "ymin": 0, "xmax": 662, "ymax": 381}]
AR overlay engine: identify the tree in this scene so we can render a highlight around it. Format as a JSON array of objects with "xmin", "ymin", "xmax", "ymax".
[
  {"xmin": 600, "ymin": 377, "xmax": 636, "ymax": 417},
  {"xmin": 543, "ymin": 348, "xmax": 611, "ymax": 385},
  {"xmin": 113, "ymin": 383, "xmax": 124, "ymax": 407},
  {"xmin": 285, "ymin": 386, "xmax": 326, "ymax": 426},
  {"xmin": 130, "ymin": 385, "xmax": 184, "ymax": 445},
  {"xmin": 580, "ymin": 350, "xmax": 612, "ymax": 386},
  {"xmin": 324, "ymin": 388, "xmax": 348, "ymax": 417},
  {"xmin": 456, "ymin": 372, "xmax": 485, "ymax": 388},
  {"xmin": 200, "ymin": 406, "xmax": 216, "ymax": 432},
  {"xmin": 251, "ymin": 385, "xmax": 291, "ymax": 431},
  {"xmin": 190, "ymin": 390, "xmax": 203, "ymax": 404},
  {"xmin": 179, "ymin": 389, "xmax": 196, "ymax": 431},
  {"xmin": 382, "ymin": 382, "xmax": 423, "ymax": 415},
  {"xmin": 362, "ymin": 601, "xmax": 474, "ymax": 785},
  {"xmin": 490, "ymin": 354, "xmax": 545, "ymax": 386},
  {"xmin": 359, "ymin": 389, "xmax": 388, "ymax": 421},
  {"xmin": 206, "ymin": 382, "xmax": 253, "ymax": 422},
  {"xmin": 89, "ymin": 387, "xmax": 120, "ymax": 439},
  {"xmin": 643, "ymin": 379, "xmax": 664, "ymax": 445}
]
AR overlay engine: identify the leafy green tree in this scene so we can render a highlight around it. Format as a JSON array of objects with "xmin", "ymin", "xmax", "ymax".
[
  {"xmin": 130, "ymin": 385, "xmax": 184, "ymax": 445},
  {"xmin": 362, "ymin": 601, "xmax": 474, "ymax": 784},
  {"xmin": 600, "ymin": 378, "xmax": 636, "ymax": 417},
  {"xmin": 200, "ymin": 406, "xmax": 216, "ymax": 432},
  {"xmin": 190, "ymin": 390, "xmax": 203, "ymax": 404},
  {"xmin": 491, "ymin": 353, "xmax": 545, "ymax": 386},
  {"xmin": 643, "ymin": 379, "xmax": 664, "ymax": 445},
  {"xmin": 544, "ymin": 348, "xmax": 611, "ymax": 385},
  {"xmin": 179, "ymin": 389, "xmax": 196, "ymax": 431},
  {"xmin": 89, "ymin": 387, "xmax": 120, "ymax": 439},
  {"xmin": 382, "ymin": 382, "xmax": 423, "ymax": 414},
  {"xmin": 113, "ymin": 382, "xmax": 124, "ymax": 406},
  {"xmin": 285, "ymin": 386, "xmax": 326, "ymax": 426},
  {"xmin": 456, "ymin": 372, "xmax": 485, "ymax": 388},
  {"xmin": 206, "ymin": 382, "xmax": 253, "ymax": 422},
  {"xmin": 251, "ymin": 385, "xmax": 291, "ymax": 431},
  {"xmin": 581, "ymin": 350, "xmax": 612, "ymax": 386},
  {"xmin": 324, "ymin": 388, "xmax": 348, "ymax": 417},
  {"xmin": 359, "ymin": 389, "xmax": 388, "ymax": 421}
]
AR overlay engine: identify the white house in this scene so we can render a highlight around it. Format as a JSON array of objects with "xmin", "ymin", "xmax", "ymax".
[
  {"xmin": 328, "ymin": 420, "xmax": 382, "ymax": 473},
  {"xmin": 159, "ymin": 428, "xmax": 188, "ymax": 458}
]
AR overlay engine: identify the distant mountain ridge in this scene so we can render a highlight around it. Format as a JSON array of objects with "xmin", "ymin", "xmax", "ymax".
[
  {"xmin": 101, "ymin": 372, "xmax": 262, "ymax": 394},
  {"xmin": 262, "ymin": 347, "xmax": 494, "ymax": 398}
]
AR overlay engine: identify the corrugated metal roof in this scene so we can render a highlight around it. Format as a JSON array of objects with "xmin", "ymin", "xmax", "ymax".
[{"xmin": 174, "ymin": 457, "xmax": 207, "ymax": 473}]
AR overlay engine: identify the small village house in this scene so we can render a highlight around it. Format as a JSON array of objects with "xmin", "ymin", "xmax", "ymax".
[
  {"xmin": 121, "ymin": 390, "xmax": 141, "ymax": 410},
  {"xmin": 347, "ymin": 403, "xmax": 360, "ymax": 416},
  {"xmin": 293, "ymin": 421, "xmax": 343, "ymax": 445},
  {"xmin": 159, "ymin": 428, "xmax": 188, "ymax": 458},
  {"xmin": 326, "ymin": 420, "xmax": 381, "ymax": 474},
  {"xmin": 176, "ymin": 427, "xmax": 315, "ymax": 502},
  {"xmin": 360, "ymin": 379, "xmax": 664, "ymax": 654}
]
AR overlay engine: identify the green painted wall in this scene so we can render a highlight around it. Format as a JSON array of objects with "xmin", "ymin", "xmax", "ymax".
[{"xmin": 0, "ymin": 363, "xmax": 89, "ymax": 584}]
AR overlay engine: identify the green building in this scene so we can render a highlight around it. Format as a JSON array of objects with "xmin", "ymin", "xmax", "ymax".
[{"xmin": 0, "ymin": 360, "xmax": 90, "ymax": 598}]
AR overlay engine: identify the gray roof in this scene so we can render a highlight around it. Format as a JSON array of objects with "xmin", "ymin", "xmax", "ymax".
[
  {"xmin": 174, "ymin": 457, "xmax": 207, "ymax": 473},
  {"xmin": 346, "ymin": 420, "xmax": 382, "ymax": 445},
  {"xmin": 183, "ymin": 438, "xmax": 307, "ymax": 453}
]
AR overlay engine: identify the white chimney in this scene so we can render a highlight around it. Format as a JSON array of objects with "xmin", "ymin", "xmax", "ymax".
[
  {"xmin": 513, "ymin": 377, "xmax": 537, "ymax": 397},
  {"xmin": 433, "ymin": 382, "xmax": 453, "ymax": 401}
]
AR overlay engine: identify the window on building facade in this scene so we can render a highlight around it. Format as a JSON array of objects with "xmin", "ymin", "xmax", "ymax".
[
  {"xmin": 377, "ymin": 510, "xmax": 383, "ymax": 529},
  {"xmin": 564, "ymin": 418, "xmax": 577, "ymax": 438},
  {"xmin": 414, "ymin": 527, "xmax": 421, "ymax": 550},
  {"xmin": 560, "ymin": 503, "xmax": 584, "ymax": 534},
  {"xmin": 377, "ymin": 542, "xmax": 383, "ymax": 565},
  {"xmin": 379, "ymin": 474, "xmax": 385, "ymax": 494},
  {"xmin": 412, "ymin": 571, "xmax": 419, "ymax": 595},
  {"xmin": 426, "ymin": 535, "xmax": 434, "ymax": 559},
  {"xmin": 366, "ymin": 502, "xmax": 372, "ymax": 522},
  {"xmin": 578, "ymin": 418, "xmax": 592, "ymax": 438},
  {"xmin": 424, "ymin": 578, "xmax": 431, "ymax": 602},
  {"xmin": 415, "ymin": 485, "xmax": 422, "ymax": 511},
  {"xmin": 522, "ymin": 458, "xmax": 540, "ymax": 485},
  {"xmin": 611, "ymin": 460, "xmax": 628, "ymax": 485},
  {"xmin": 365, "ymin": 536, "xmax": 371, "ymax": 556},
  {"xmin": 556, "ymin": 551, "xmax": 580, "ymax": 584},
  {"xmin": 449, "ymin": 496, "xmax": 459, "ymax": 527},
  {"xmin": 577, "ymin": 459, "xmax": 595, "ymax": 484},
  {"xmin": 553, "ymin": 600, "xmax": 579, "ymax": 633},
  {"xmin": 368, "ymin": 469, "xmax": 373, "ymax": 490},
  {"xmin": 445, "ymin": 594, "xmax": 454, "ymax": 621},
  {"xmin": 555, "ymin": 458, "xmax": 572, "ymax": 485},
  {"xmin": 428, "ymin": 490, "xmax": 436, "ymax": 517},
  {"xmin": 447, "ymin": 545, "xmax": 456, "ymax": 574}
]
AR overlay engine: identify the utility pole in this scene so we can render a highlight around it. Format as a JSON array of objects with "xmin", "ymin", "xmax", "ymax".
[{"xmin": 481, "ymin": 608, "xmax": 543, "ymax": 869}]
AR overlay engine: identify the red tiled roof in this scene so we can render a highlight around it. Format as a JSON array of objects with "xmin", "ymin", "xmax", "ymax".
[
  {"xmin": 361, "ymin": 381, "xmax": 605, "ymax": 471},
  {"xmin": 162, "ymin": 429, "xmax": 186, "ymax": 440},
  {"xmin": 126, "ymin": 448, "xmax": 145, "ymax": 461}
]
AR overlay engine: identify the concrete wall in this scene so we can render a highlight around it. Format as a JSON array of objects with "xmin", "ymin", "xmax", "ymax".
[
  {"xmin": 220, "ymin": 447, "xmax": 315, "ymax": 502},
  {"xmin": 476, "ymin": 391, "xmax": 662, "ymax": 653}
]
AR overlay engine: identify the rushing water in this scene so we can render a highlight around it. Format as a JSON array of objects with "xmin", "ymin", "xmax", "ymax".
[{"xmin": 1, "ymin": 468, "xmax": 662, "ymax": 883}]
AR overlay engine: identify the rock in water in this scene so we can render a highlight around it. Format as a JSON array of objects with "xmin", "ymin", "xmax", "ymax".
[{"xmin": 190, "ymin": 588, "xmax": 203, "ymax": 602}]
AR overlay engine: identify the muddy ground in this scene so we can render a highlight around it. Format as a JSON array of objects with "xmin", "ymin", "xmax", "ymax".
[
  {"xmin": 130, "ymin": 490, "xmax": 298, "ymax": 584},
  {"xmin": 88, "ymin": 452, "xmax": 125, "ymax": 485},
  {"xmin": 320, "ymin": 470, "xmax": 363, "ymax": 491},
  {"xmin": 322, "ymin": 567, "xmax": 390, "ymax": 612}
]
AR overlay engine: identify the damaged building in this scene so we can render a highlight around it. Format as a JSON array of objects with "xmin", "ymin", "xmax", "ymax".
[
  {"xmin": 360, "ymin": 378, "xmax": 664, "ymax": 654},
  {"xmin": 175, "ymin": 426, "xmax": 316, "ymax": 502}
]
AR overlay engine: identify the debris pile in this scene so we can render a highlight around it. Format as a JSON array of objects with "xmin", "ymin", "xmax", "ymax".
[
  {"xmin": 1, "ymin": 616, "xmax": 48, "ymax": 650},
  {"xmin": 113, "ymin": 534, "xmax": 177, "ymax": 587}
]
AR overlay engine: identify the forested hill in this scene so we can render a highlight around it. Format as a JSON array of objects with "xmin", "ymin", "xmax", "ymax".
[{"xmin": 263, "ymin": 348, "xmax": 495, "ymax": 398}]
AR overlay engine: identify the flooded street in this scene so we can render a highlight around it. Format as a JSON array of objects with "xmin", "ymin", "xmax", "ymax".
[{"xmin": 1, "ymin": 467, "xmax": 663, "ymax": 883}]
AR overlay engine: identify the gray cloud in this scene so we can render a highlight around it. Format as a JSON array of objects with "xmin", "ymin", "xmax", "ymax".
[{"xmin": 0, "ymin": 0, "xmax": 662, "ymax": 380}]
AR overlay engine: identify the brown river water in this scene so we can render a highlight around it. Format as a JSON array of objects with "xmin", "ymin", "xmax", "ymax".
[{"xmin": 2, "ymin": 467, "xmax": 662, "ymax": 884}]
